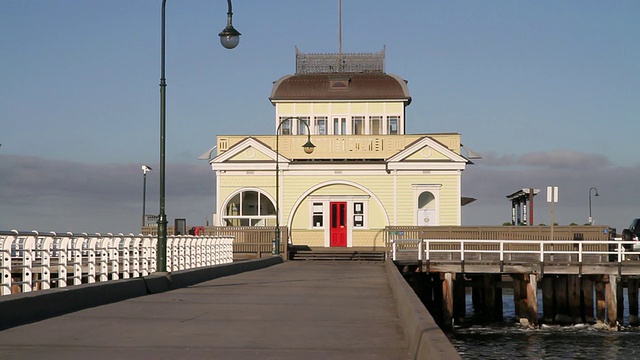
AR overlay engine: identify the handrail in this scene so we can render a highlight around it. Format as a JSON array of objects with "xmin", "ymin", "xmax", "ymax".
[
  {"xmin": 391, "ymin": 238, "xmax": 638, "ymax": 274},
  {"xmin": 0, "ymin": 231, "xmax": 234, "ymax": 296}
]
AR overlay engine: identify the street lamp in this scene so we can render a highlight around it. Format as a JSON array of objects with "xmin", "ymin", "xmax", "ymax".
[
  {"xmin": 274, "ymin": 117, "xmax": 316, "ymax": 255},
  {"xmin": 157, "ymin": 0, "xmax": 240, "ymax": 272},
  {"xmin": 141, "ymin": 165, "xmax": 152, "ymax": 228},
  {"xmin": 589, "ymin": 187, "xmax": 599, "ymax": 225}
]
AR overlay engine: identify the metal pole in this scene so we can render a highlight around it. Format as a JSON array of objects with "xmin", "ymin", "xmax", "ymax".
[
  {"xmin": 142, "ymin": 171, "xmax": 147, "ymax": 228},
  {"xmin": 156, "ymin": 0, "xmax": 238, "ymax": 272},
  {"xmin": 589, "ymin": 188, "xmax": 593, "ymax": 225},
  {"xmin": 158, "ymin": 0, "xmax": 168, "ymax": 272},
  {"xmin": 589, "ymin": 187, "xmax": 599, "ymax": 225},
  {"xmin": 274, "ymin": 117, "xmax": 315, "ymax": 255},
  {"xmin": 275, "ymin": 125, "xmax": 280, "ymax": 255}
]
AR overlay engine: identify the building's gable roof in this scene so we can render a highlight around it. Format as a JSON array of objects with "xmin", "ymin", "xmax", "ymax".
[
  {"xmin": 387, "ymin": 136, "xmax": 467, "ymax": 164},
  {"xmin": 210, "ymin": 137, "xmax": 288, "ymax": 164}
]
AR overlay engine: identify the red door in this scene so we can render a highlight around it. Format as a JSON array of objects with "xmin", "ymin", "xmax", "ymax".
[{"xmin": 330, "ymin": 202, "xmax": 347, "ymax": 247}]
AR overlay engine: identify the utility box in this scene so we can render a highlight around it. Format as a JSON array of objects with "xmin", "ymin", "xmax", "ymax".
[{"xmin": 174, "ymin": 218, "xmax": 187, "ymax": 235}]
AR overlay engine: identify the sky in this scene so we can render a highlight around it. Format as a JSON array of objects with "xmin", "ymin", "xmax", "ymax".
[{"xmin": 1, "ymin": 1, "xmax": 638, "ymax": 234}]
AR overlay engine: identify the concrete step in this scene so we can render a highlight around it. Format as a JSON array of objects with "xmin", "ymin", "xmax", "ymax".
[{"xmin": 291, "ymin": 249, "xmax": 386, "ymax": 262}]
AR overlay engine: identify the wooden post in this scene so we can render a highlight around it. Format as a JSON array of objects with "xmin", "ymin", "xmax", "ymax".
[
  {"xmin": 541, "ymin": 276, "xmax": 555, "ymax": 324},
  {"xmin": 629, "ymin": 278, "xmax": 639, "ymax": 326},
  {"xmin": 617, "ymin": 278, "xmax": 624, "ymax": 325},
  {"xmin": 432, "ymin": 273, "xmax": 444, "ymax": 323},
  {"xmin": 482, "ymin": 274, "xmax": 498, "ymax": 322},
  {"xmin": 568, "ymin": 275, "xmax": 582, "ymax": 323},
  {"xmin": 595, "ymin": 278, "xmax": 606, "ymax": 327},
  {"xmin": 512, "ymin": 274, "xmax": 527, "ymax": 322},
  {"xmin": 582, "ymin": 276, "xmax": 595, "ymax": 323},
  {"xmin": 494, "ymin": 274, "xmax": 504, "ymax": 322},
  {"xmin": 606, "ymin": 275, "xmax": 618, "ymax": 329},
  {"xmin": 442, "ymin": 272, "xmax": 454, "ymax": 330},
  {"xmin": 526, "ymin": 273, "xmax": 538, "ymax": 327},
  {"xmin": 554, "ymin": 275, "xmax": 571, "ymax": 324},
  {"xmin": 472, "ymin": 276, "xmax": 483, "ymax": 314},
  {"xmin": 512, "ymin": 274, "xmax": 521, "ymax": 321},
  {"xmin": 454, "ymin": 273, "xmax": 466, "ymax": 326}
]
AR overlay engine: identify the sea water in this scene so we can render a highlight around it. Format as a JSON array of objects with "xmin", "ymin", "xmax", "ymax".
[{"xmin": 449, "ymin": 290, "xmax": 640, "ymax": 360}]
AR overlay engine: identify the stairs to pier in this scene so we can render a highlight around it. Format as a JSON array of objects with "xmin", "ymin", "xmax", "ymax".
[{"xmin": 290, "ymin": 246, "xmax": 387, "ymax": 262}]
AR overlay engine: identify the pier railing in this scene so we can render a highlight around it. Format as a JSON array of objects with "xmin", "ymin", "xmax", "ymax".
[
  {"xmin": 0, "ymin": 230, "xmax": 234, "ymax": 296},
  {"xmin": 385, "ymin": 225, "xmax": 613, "ymax": 244},
  {"xmin": 142, "ymin": 226, "xmax": 288, "ymax": 259},
  {"xmin": 391, "ymin": 238, "xmax": 640, "ymax": 275}
]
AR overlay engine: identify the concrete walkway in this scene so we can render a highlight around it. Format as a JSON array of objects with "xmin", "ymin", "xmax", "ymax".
[{"xmin": 0, "ymin": 262, "xmax": 410, "ymax": 359}]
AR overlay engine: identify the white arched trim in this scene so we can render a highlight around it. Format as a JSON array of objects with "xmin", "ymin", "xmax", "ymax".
[
  {"xmin": 218, "ymin": 187, "xmax": 277, "ymax": 226},
  {"xmin": 286, "ymin": 180, "xmax": 391, "ymax": 232}
]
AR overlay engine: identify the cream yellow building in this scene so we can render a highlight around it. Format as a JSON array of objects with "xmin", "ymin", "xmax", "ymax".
[{"xmin": 208, "ymin": 49, "xmax": 471, "ymax": 248}]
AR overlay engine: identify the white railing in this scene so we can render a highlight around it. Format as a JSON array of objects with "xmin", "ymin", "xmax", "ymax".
[
  {"xmin": 0, "ymin": 230, "xmax": 234, "ymax": 296},
  {"xmin": 391, "ymin": 238, "xmax": 639, "ymax": 264}
]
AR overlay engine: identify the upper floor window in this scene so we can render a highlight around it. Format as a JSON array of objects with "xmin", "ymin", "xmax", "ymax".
[
  {"xmin": 333, "ymin": 117, "xmax": 346, "ymax": 135},
  {"xmin": 297, "ymin": 117, "xmax": 310, "ymax": 135},
  {"xmin": 278, "ymin": 118, "xmax": 292, "ymax": 135},
  {"xmin": 369, "ymin": 116, "xmax": 382, "ymax": 135},
  {"xmin": 352, "ymin": 116, "xmax": 365, "ymax": 135},
  {"xmin": 387, "ymin": 116, "xmax": 399, "ymax": 135},
  {"xmin": 314, "ymin": 116, "xmax": 327, "ymax": 135}
]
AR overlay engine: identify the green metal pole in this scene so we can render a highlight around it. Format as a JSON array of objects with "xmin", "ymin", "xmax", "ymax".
[
  {"xmin": 274, "ymin": 128, "xmax": 280, "ymax": 255},
  {"xmin": 274, "ymin": 117, "xmax": 315, "ymax": 256},
  {"xmin": 157, "ymin": 0, "xmax": 168, "ymax": 272}
]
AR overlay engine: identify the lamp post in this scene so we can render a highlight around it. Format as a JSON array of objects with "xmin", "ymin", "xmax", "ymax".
[
  {"xmin": 141, "ymin": 165, "xmax": 152, "ymax": 228},
  {"xmin": 274, "ymin": 117, "xmax": 316, "ymax": 255},
  {"xmin": 157, "ymin": 0, "xmax": 240, "ymax": 272},
  {"xmin": 588, "ymin": 187, "xmax": 599, "ymax": 225}
]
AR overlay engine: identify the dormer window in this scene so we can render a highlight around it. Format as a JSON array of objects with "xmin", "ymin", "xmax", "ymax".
[{"xmin": 329, "ymin": 76, "xmax": 350, "ymax": 90}]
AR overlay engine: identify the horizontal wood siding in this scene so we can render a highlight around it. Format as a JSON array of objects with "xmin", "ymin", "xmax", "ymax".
[{"xmin": 352, "ymin": 229, "xmax": 387, "ymax": 248}]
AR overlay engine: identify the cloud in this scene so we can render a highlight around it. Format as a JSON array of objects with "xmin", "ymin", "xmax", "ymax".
[
  {"xmin": 481, "ymin": 150, "xmax": 611, "ymax": 169},
  {"xmin": 2, "ymin": 149, "xmax": 638, "ymax": 236},
  {"xmin": 462, "ymin": 149, "xmax": 639, "ymax": 231},
  {"xmin": 0, "ymin": 154, "xmax": 215, "ymax": 234},
  {"xmin": 519, "ymin": 150, "xmax": 610, "ymax": 169}
]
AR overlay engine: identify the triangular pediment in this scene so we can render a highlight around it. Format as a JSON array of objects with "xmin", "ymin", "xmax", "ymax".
[
  {"xmin": 210, "ymin": 137, "xmax": 286, "ymax": 164},
  {"xmin": 404, "ymin": 146, "xmax": 450, "ymax": 161},
  {"xmin": 387, "ymin": 136, "xmax": 467, "ymax": 163}
]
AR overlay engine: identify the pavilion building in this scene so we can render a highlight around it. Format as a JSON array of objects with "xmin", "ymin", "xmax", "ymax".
[{"xmin": 207, "ymin": 48, "xmax": 473, "ymax": 248}]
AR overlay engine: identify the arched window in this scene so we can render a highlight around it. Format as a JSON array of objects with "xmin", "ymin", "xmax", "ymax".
[
  {"xmin": 223, "ymin": 190, "xmax": 276, "ymax": 226},
  {"xmin": 413, "ymin": 185, "xmax": 441, "ymax": 226},
  {"xmin": 418, "ymin": 192, "xmax": 436, "ymax": 210}
]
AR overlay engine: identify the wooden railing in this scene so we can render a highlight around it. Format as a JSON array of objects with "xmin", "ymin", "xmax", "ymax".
[
  {"xmin": 391, "ymin": 238, "xmax": 640, "ymax": 275},
  {"xmin": 385, "ymin": 225, "xmax": 614, "ymax": 245},
  {"xmin": 142, "ymin": 226, "xmax": 288, "ymax": 259}
]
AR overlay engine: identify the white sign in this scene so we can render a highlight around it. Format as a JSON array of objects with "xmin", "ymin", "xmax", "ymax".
[{"xmin": 546, "ymin": 186, "xmax": 558, "ymax": 203}]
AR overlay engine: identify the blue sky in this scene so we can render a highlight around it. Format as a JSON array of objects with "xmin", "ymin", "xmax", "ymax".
[{"xmin": 1, "ymin": 1, "xmax": 638, "ymax": 234}]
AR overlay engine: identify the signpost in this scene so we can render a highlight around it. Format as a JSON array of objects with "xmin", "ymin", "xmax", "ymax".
[{"xmin": 547, "ymin": 186, "xmax": 558, "ymax": 240}]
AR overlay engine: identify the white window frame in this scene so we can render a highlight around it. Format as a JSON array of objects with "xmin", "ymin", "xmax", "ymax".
[
  {"xmin": 314, "ymin": 116, "xmax": 328, "ymax": 135},
  {"xmin": 412, "ymin": 184, "xmax": 442, "ymax": 226},
  {"xmin": 311, "ymin": 202, "xmax": 325, "ymax": 228},
  {"xmin": 307, "ymin": 196, "xmax": 369, "ymax": 230},
  {"xmin": 351, "ymin": 116, "xmax": 365, "ymax": 135},
  {"xmin": 368, "ymin": 116, "xmax": 382, "ymax": 135},
  {"xmin": 387, "ymin": 116, "xmax": 400, "ymax": 135},
  {"xmin": 332, "ymin": 116, "xmax": 347, "ymax": 135}
]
